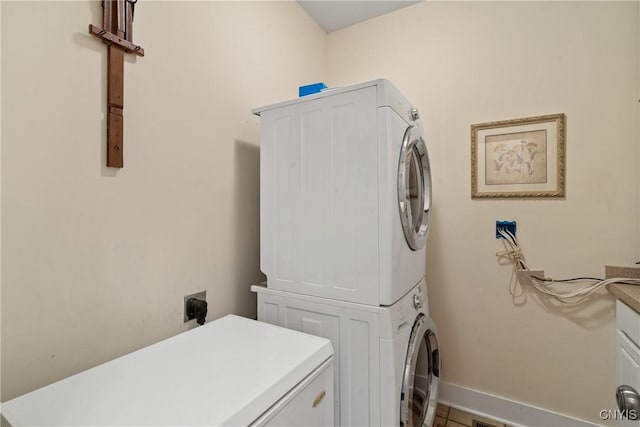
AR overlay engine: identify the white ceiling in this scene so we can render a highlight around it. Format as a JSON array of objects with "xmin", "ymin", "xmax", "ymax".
[{"xmin": 298, "ymin": 0, "xmax": 421, "ymax": 33}]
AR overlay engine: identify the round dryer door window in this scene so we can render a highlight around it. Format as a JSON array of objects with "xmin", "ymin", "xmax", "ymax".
[
  {"xmin": 398, "ymin": 125, "xmax": 432, "ymax": 250},
  {"xmin": 400, "ymin": 314, "xmax": 440, "ymax": 427}
]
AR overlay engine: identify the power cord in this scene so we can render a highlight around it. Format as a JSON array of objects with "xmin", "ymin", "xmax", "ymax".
[{"xmin": 495, "ymin": 228, "xmax": 640, "ymax": 304}]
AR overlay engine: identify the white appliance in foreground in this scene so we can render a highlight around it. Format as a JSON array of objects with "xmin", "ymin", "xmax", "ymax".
[
  {"xmin": 2, "ymin": 315, "xmax": 334, "ymax": 427},
  {"xmin": 253, "ymin": 79, "xmax": 432, "ymax": 306},
  {"xmin": 253, "ymin": 279, "xmax": 440, "ymax": 427}
]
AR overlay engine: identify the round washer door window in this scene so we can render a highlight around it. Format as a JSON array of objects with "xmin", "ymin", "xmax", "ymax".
[
  {"xmin": 398, "ymin": 125, "xmax": 431, "ymax": 250},
  {"xmin": 400, "ymin": 314, "xmax": 440, "ymax": 427}
]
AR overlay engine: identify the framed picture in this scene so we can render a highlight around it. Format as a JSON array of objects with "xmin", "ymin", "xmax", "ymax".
[{"xmin": 471, "ymin": 113, "xmax": 565, "ymax": 198}]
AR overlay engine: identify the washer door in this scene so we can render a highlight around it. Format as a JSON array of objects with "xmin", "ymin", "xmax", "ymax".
[
  {"xmin": 400, "ymin": 314, "xmax": 440, "ymax": 427},
  {"xmin": 398, "ymin": 125, "xmax": 432, "ymax": 251}
]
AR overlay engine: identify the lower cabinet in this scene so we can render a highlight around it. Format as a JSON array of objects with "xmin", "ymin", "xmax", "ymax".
[
  {"xmin": 616, "ymin": 300, "xmax": 640, "ymax": 426},
  {"xmin": 254, "ymin": 361, "xmax": 334, "ymax": 426}
]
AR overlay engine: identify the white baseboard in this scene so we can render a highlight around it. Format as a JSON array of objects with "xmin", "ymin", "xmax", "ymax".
[{"xmin": 438, "ymin": 382, "xmax": 602, "ymax": 427}]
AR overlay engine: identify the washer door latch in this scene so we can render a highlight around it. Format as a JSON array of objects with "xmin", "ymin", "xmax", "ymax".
[{"xmin": 413, "ymin": 293, "xmax": 422, "ymax": 310}]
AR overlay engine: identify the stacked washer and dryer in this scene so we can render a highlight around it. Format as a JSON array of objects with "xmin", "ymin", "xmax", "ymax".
[{"xmin": 252, "ymin": 79, "xmax": 440, "ymax": 427}]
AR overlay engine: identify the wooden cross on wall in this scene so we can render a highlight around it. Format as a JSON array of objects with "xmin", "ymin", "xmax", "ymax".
[{"xmin": 89, "ymin": 0, "xmax": 144, "ymax": 168}]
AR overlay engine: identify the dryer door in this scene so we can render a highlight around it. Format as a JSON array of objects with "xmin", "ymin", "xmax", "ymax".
[
  {"xmin": 400, "ymin": 314, "xmax": 440, "ymax": 427},
  {"xmin": 398, "ymin": 125, "xmax": 431, "ymax": 250}
]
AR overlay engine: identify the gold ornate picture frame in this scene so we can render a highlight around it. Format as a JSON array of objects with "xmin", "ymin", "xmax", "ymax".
[{"xmin": 471, "ymin": 113, "xmax": 565, "ymax": 198}]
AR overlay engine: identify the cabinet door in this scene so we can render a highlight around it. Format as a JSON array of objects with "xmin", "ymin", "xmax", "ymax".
[
  {"xmin": 252, "ymin": 362, "xmax": 334, "ymax": 427},
  {"xmin": 255, "ymin": 289, "xmax": 381, "ymax": 426},
  {"xmin": 617, "ymin": 330, "xmax": 640, "ymax": 426}
]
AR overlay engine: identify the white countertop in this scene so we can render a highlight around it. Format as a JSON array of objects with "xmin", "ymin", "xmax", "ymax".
[{"xmin": 2, "ymin": 315, "xmax": 333, "ymax": 426}]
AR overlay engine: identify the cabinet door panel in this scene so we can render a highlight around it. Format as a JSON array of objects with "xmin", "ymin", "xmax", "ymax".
[{"xmin": 617, "ymin": 330, "xmax": 640, "ymax": 426}]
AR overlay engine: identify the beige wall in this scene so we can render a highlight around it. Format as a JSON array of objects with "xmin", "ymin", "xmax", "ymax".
[
  {"xmin": 328, "ymin": 1, "xmax": 639, "ymax": 423},
  {"xmin": 2, "ymin": 0, "xmax": 639, "ymax": 423},
  {"xmin": 1, "ymin": 0, "xmax": 326, "ymax": 400}
]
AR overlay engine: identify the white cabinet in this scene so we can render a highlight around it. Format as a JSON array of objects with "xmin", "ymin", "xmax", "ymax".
[
  {"xmin": 254, "ymin": 284, "xmax": 381, "ymax": 426},
  {"xmin": 255, "ymin": 362, "xmax": 333, "ymax": 426},
  {"xmin": 616, "ymin": 300, "xmax": 640, "ymax": 426}
]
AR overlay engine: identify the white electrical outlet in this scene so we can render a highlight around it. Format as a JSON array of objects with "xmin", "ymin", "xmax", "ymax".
[{"xmin": 517, "ymin": 270, "xmax": 545, "ymax": 285}]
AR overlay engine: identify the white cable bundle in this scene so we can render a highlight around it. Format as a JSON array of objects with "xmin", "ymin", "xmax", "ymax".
[{"xmin": 495, "ymin": 228, "xmax": 640, "ymax": 304}]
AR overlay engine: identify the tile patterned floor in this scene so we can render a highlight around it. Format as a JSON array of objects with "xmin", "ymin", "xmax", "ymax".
[{"xmin": 435, "ymin": 404, "xmax": 509, "ymax": 427}]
